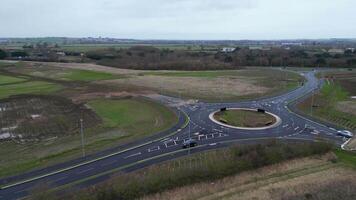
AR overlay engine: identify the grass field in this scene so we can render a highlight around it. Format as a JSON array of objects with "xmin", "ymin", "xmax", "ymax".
[
  {"xmin": 59, "ymin": 69, "xmax": 118, "ymax": 81},
  {"xmin": 88, "ymin": 98, "xmax": 178, "ymax": 136},
  {"xmin": 214, "ymin": 109, "xmax": 276, "ymax": 127},
  {"xmin": 0, "ymin": 81, "xmax": 63, "ymax": 99},
  {"xmin": 0, "ymin": 97, "xmax": 177, "ymax": 178},
  {"xmin": 0, "ymin": 74, "xmax": 25, "ymax": 84}
]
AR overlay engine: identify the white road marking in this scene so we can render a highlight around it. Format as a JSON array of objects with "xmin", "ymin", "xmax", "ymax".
[
  {"xmin": 209, "ymin": 143, "xmax": 217, "ymax": 146},
  {"xmin": 124, "ymin": 152, "xmax": 142, "ymax": 159},
  {"xmin": 147, "ymin": 146, "xmax": 160, "ymax": 152},
  {"xmin": 294, "ymin": 126, "xmax": 299, "ymax": 131}
]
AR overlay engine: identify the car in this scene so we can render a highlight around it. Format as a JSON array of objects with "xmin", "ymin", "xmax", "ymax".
[
  {"xmin": 337, "ymin": 130, "xmax": 353, "ymax": 138},
  {"xmin": 182, "ymin": 138, "xmax": 197, "ymax": 148}
]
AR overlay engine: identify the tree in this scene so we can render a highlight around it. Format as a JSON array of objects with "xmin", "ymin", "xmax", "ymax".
[
  {"xmin": 315, "ymin": 58, "xmax": 326, "ymax": 66},
  {"xmin": 11, "ymin": 51, "xmax": 28, "ymax": 57},
  {"xmin": 0, "ymin": 49, "xmax": 6, "ymax": 59},
  {"xmin": 347, "ymin": 59, "xmax": 356, "ymax": 66}
]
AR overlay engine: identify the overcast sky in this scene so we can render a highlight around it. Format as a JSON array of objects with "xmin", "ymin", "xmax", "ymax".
[{"xmin": 0, "ymin": 0, "xmax": 355, "ymax": 40}]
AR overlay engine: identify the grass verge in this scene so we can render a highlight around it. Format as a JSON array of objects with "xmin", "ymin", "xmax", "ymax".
[{"xmin": 53, "ymin": 141, "xmax": 333, "ymax": 200}]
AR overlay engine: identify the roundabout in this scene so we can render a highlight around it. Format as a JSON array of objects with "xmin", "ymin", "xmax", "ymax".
[{"xmin": 209, "ymin": 108, "xmax": 282, "ymax": 130}]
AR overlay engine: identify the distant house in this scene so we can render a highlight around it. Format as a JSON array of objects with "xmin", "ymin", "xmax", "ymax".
[
  {"xmin": 281, "ymin": 42, "xmax": 303, "ymax": 46},
  {"xmin": 220, "ymin": 47, "xmax": 236, "ymax": 53},
  {"xmin": 328, "ymin": 49, "xmax": 344, "ymax": 54}
]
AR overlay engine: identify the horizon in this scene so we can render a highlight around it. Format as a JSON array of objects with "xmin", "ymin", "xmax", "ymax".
[
  {"xmin": 1, "ymin": 0, "xmax": 355, "ymax": 40},
  {"xmin": 1, "ymin": 36, "xmax": 356, "ymax": 41}
]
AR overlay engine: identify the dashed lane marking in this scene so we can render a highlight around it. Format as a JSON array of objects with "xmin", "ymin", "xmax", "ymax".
[
  {"xmin": 147, "ymin": 146, "xmax": 160, "ymax": 153},
  {"xmin": 124, "ymin": 152, "xmax": 142, "ymax": 159}
]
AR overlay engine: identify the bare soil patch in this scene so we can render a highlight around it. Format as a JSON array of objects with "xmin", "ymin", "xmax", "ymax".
[{"xmin": 0, "ymin": 95, "xmax": 100, "ymax": 143}]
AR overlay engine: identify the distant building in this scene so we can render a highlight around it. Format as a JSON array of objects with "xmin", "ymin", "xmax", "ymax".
[
  {"xmin": 249, "ymin": 46, "xmax": 271, "ymax": 51},
  {"xmin": 346, "ymin": 48, "xmax": 355, "ymax": 53},
  {"xmin": 328, "ymin": 49, "xmax": 344, "ymax": 54},
  {"xmin": 220, "ymin": 47, "xmax": 236, "ymax": 53},
  {"xmin": 281, "ymin": 42, "xmax": 303, "ymax": 46},
  {"xmin": 56, "ymin": 52, "xmax": 66, "ymax": 56}
]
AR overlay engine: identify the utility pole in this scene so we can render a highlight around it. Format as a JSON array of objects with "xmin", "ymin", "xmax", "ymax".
[
  {"xmin": 80, "ymin": 118, "xmax": 85, "ymax": 157},
  {"xmin": 188, "ymin": 119, "xmax": 192, "ymax": 169}
]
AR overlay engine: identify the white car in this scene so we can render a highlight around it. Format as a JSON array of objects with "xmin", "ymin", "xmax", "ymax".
[{"xmin": 337, "ymin": 130, "xmax": 353, "ymax": 138}]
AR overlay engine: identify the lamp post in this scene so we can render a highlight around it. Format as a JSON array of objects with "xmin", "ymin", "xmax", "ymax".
[{"xmin": 80, "ymin": 118, "xmax": 85, "ymax": 157}]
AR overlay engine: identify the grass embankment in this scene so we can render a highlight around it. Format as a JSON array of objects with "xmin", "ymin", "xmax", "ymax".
[
  {"xmin": 54, "ymin": 141, "xmax": 333, "ymax": 200},
  {"xmin": 0, "ymin": 98, "xmax": 177, "ymax": 178},
  {"xmin": 214, "ymin": 110, "xmax": 276, "ymax": 127},
  {"xmin": 298, "ymin": 82, "xmax": 356, "ymax": 132},
  {"xmin": 144, "ymin": 151, "xmax": 356, "ymax": 200}
]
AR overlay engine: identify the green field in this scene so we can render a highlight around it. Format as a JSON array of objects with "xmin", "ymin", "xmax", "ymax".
[
  {"xmin": 88, "ymin": 98, "xmax": 178, "ymax": 136},
  {"xmin": 59, "ymin": 69, "xmax": 118, "ymax": 81},
  {"xmin": 0, "ymin": 81, "xmax": 63, "ymax": 99},
  {"xmin": 0, "ymin": 74, "xmax": 25, "ymax": 84},
  {"xmin": 214, "ymin": 109, "xmax": 276, "ymax": 127}
]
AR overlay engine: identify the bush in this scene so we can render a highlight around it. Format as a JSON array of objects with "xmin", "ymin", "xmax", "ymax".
[{"xmin": 0, "ymin": 49, "xmax": 6, "ymax": 59}]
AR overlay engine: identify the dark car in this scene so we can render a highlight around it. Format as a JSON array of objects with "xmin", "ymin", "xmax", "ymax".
[{"xmin": 182, "ymin": 138, "xmax": 197, "ymax": 148}]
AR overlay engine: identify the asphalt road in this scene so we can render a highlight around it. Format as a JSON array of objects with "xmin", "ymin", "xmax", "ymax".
[{"xmin": 0, "ymin": 70, "xmax": 348, "ymax": 200}]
